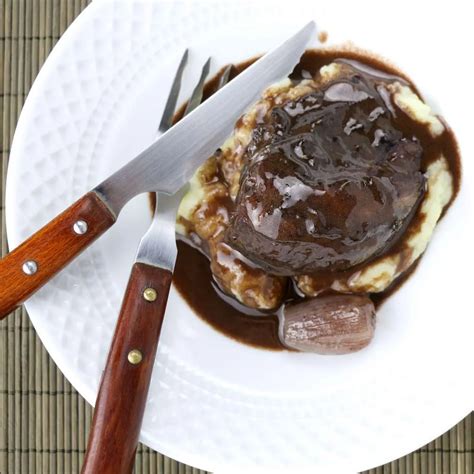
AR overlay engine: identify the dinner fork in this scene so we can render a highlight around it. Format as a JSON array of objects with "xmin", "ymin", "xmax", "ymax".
[{"xmin": 81, "ymin": 52, "xmax": 233, "ymax": 474}]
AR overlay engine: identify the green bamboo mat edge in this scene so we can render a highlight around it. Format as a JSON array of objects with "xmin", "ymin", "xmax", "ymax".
[{"xmin": 0, "ymin": 1, "xmax": 472, "ymax": 473}]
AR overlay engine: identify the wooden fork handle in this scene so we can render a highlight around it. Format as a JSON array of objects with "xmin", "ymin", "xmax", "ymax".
[
  {"xmin": 0, "ymin": 191, "xmax": 116, "ymax": 319},
  {"xmin": 81, "ymin": 262, "xmax": 172, "ymax": 474}
]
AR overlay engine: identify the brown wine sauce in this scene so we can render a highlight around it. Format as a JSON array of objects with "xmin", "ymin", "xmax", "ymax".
[{"xmin": 158, "ymin": 49, "xmax": 461, "ymax": 351}]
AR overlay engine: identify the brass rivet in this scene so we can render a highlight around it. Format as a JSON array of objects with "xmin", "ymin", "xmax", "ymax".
[
  {"xmin": 127, "ymin": 350, "xmax": 142, "ymax": 365},
  {"xmin": 143, "ymin": 287, "xmax": 157, "ymax": 302}
]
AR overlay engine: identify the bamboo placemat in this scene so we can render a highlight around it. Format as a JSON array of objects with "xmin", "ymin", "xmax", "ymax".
[{"xmin": 0, "ymin": 1, "xmax": 472, "ymax": 473}]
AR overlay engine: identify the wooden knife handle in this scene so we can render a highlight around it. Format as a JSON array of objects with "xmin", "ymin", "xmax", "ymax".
[
  {"xmin": 0, "ymin": 191, "xmax": 116, "ymax": 319},
  {"xmin": 81, "ymin": 262, "xmax": 172, "ymax": 474}
]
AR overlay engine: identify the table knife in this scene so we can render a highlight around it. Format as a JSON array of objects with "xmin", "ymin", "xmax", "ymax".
[{"xmin": 0, "ymin": 21, "xmax": 315, "ymax": 319}]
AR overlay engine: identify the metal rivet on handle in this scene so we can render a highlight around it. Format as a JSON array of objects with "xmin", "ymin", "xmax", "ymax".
[
  {"xmin": 73, "ymin": 220, "xmax": 88, "ymax": 235},
  {"xmin": 143, "ymin": 288, "xmax": 157, "ymax": 302},
  {"xmin": 127, "ymin": 350, "xmax": 142, "ymax": 365},
  {"xmin": 22, "ymin": 260, "xmax": 38, "ymax": 275}
]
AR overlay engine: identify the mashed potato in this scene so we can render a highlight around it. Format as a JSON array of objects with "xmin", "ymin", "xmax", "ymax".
[{"xmin": 176, "ymin": 62, "xmax": 454, "ymax": 306}]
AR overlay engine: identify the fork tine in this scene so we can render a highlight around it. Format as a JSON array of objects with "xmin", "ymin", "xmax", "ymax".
[
  {"xmin": 217, "ymin": 64, "xmax": 235, "ymax": 90},
  {"xmin": 183, "ymin": 57, "xmax": 211, "ymax": 116},
  {"xmin": 158, "ymin": 49, "xmax": 189, "ymax": 133}
]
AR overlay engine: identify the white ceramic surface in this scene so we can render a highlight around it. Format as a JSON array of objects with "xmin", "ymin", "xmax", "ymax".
[{"xmin": 5, "ymin": 0, "xmax": 474, "ymax": 472}]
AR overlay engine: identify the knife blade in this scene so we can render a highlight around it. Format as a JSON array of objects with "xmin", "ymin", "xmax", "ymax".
[
  {"xmin": 95, "ymin": 21, "xmax": 316, "ymax": 215},
  {"xmin": 0, "ymin": 22, "xmax": 316, "ymax": 319}
]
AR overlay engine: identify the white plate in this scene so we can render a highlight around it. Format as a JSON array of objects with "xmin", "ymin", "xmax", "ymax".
[{"xmin": 6, "ymin": 0, "xmax": 474, "ymax": 472}]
